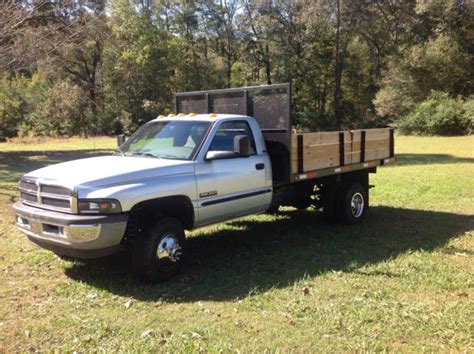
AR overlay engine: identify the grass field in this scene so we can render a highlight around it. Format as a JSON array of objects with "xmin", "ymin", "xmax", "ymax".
[{"xmin": 0, "ymin": 135, "xmax": 473, "ymax": 351}]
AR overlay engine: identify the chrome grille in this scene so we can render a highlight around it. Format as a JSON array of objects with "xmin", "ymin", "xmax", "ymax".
[
  {"xmin": 20, "ymin": 192, "xmax": 38, "ymax": 203},
  {"xmin": 41, "ymin": 197, "xmax": 70, "ymax": 209},
  {"xmin": 19, "ymin": 180, "xmax": 38, "ymax": 193},
  {"xmin": 41, "ymin": 185, "xmax": 70, "ymax": 196},
  {"xmin": 19, "ymin": 178, "xmax": 74, "ymax": 213}
]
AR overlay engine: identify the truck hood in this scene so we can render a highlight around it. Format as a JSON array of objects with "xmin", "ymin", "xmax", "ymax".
[{"xmin": 23, "ymin": 155, "xmax": 194, "ymax": 190}]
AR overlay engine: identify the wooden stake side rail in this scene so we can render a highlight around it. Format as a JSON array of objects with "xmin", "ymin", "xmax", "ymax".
[{"xmin": 291, "ymin": 128, "xmax": 395, "ymax": 182}]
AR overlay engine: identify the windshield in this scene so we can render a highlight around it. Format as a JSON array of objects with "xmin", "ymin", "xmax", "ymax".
[{"xmin": 120, "ymin": 120, "xmax": 211, "ymax": 160}]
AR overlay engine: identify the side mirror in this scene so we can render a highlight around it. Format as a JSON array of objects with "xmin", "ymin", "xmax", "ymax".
[
  {"xmin": 234, "ymin": 135, "xmax": 251, "ymax": 157},
  {"xmin": 205, "ymin": 151, "xmax": 237, "ymax": 160},
  {"xmin": 117, "ymin": 134, "xmax": 126, "ymax": 147},
  {"xmin": 205, "ymin": 135, "xmax": 251, "ymax": 161}
]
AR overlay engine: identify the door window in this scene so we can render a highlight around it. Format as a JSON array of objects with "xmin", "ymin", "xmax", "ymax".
[{"xmin": 208, "ymin": 121, "xmax": 256, "ymax": 154}]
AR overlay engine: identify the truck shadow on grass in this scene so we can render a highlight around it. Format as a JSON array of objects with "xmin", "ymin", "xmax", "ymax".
[{"xmin": 64, "ymin": 206, "xmax": 473, "ymax": 302}]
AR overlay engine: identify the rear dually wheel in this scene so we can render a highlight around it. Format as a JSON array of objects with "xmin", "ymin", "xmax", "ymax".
[{"xmin": 337, "ymin": 182, "xmax": 368, "ymax": 224}]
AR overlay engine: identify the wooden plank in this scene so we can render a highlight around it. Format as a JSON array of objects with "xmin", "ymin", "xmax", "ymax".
[
  {"xmin": 303, "ymin": 154, "xmax": 339, "ymax": 171},
  {"xmin": 291, "ymin": 159, "xmax": 298, "ymax": 173},
  {"xmin": 291, "ymin": 141, "xmax": 352, "ymax": 159},
  {"xmin": 365, "ymin": 138, "xmax": 389, "ymax": 151},
  {"xmin": 350, "ymin": 130, "xmax": 362, "ymax": 164},
  {"xmin": 291, "ymin": 145, "xmax": 338, "ymax": 159},
  {"xmin": 301, "ymin": 131, "xmax": 341, "ymax": 145},
  {"xmin": 290, "ymin": 128, "xmax": 391, "ymax": 175},
  {"xmin": 365, "ymin": 128, "xmax": 390, "ymax": 139},
  {"xmin": 291, "ymin": 134, "xmax": 298, "ymax": 149},
  {"xmin": 292, "ymin": 151, "xmax": 338, "ymax": 171},
  {"xmin": 365, "ymin": 148, "xmax": 390, "ymax": 161},
  {"xmin": 292, "ymin": 146, "xmax": 339, "ymax": 163},
  {"xmin": 365, "ymin": 130, "xmax": 390, "ymax": 161}
]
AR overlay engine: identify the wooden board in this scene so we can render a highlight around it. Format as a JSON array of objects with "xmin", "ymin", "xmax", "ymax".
[
  {"xmin": 365, "ymin": 128, "xmax": 390, "ymax": 161},
  {"xmin": 348, "ymin": 130, "xmax": 362, "ymax": 164},
  {"xmin": 291, "ymin": 131, "xmax": 352, "ymax": 172},
  {"xmin": 291, "ymin": 128, "xmax": 392, "ymax": 175}
]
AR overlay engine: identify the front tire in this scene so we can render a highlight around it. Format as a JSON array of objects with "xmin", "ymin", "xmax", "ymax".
[{"xmin": 132, "ymin": 217, "xmax": 186, "ymax": 283}]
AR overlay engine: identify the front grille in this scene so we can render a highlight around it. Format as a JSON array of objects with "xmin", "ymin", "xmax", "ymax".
[
  {"xmin": 42, "ymin": 197, "xmax": 70, "ymax": 209},
  {"xmin": 20, "ymin": 192, "xmax": 38, "ymax": 203},
  {"xmin": 19, "ymin": 178, "xmax": 73, "ymax": 213},
  {"xmin": 19, "ymin": 180, "xmax": 38, "ymax": 193},
  {"xmin": 41, "ymin": 185, "xmax": 70, "ymax": 196}
]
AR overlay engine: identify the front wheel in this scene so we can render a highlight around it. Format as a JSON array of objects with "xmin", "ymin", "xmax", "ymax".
[
  {"xmin": 337, "ymin": 183, "xmax": 368, "ymax": 224},
  {"xmin": 132, "ymin": 217, "xmax": 186, "ymax": 283}
]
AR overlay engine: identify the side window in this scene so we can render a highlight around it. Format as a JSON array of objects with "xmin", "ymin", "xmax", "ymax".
[{"xmin": 208, "ymin": 121, "xmax": 257, "ymax": 155}]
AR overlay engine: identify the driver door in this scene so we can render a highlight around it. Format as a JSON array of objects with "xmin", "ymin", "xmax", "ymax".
[{"xmin": 195, "ymin": 120, "xmax": 270, "ymax": 226}]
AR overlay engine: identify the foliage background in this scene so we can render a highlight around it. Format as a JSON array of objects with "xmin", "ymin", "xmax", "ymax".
[{"xmin": 0, "ymin": 0, "xmax": 473, "ymax": 137}]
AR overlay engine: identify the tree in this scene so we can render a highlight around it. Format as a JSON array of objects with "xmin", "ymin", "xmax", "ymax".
[
  {"xmin": 0, "ymin": 0, "xmax": 57, "ymax": 73},
  {"xmin": 46, "ymin": 14, "xmax": 109, "ymax": 131},
  {"xmin": 103, "ymin": 0, "xmax": 173, "ymax": 129},
  {"xmin": 156, "ymin": 0, "xmax": 223, "ymax": 91},
  {"xmin": 203, "ymin": 0, "xmax": 241, "ymax": 87},
  {"xmin": 374, "ymin": 34, "xmax": 472, "ymax": 122},
  {"xmin": 239, "ymin": 0, "xmax": 275, "ymax": 85}
]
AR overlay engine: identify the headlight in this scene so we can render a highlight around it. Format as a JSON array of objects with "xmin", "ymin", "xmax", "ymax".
[{"xmin": 78, "ymin": 199, "xmax": 122, "ymax": 214}]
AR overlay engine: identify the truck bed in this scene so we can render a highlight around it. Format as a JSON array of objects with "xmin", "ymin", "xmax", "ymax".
[{"xmin": 291, "ymin": 128, "xmax": 395, "ymax": 182}]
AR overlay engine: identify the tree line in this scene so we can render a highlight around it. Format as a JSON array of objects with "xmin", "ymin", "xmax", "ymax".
[{"xmin": 0, "ymin": 0, "xmax": 472, "ymax": 138}]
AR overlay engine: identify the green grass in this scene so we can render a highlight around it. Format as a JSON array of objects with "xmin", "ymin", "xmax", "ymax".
[{"xmin": 0, "ymin": 135, "xmax": 473, "ymax": 351}]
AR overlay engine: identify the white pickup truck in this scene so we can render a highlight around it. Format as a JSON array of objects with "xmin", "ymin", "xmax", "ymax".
[{"xmin": 13, "ymin": 83, "xmax": 395, "ymax": 282}]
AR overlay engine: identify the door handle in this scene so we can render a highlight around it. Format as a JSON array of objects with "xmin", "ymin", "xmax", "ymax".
[{"xmin": 255, "ymin": 163, "xmax": 265, "ymax": 170}]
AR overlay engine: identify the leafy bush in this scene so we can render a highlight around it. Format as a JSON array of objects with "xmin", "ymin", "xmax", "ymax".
[
  {"xmin": 0, "ymin": 74, "xmax": 47, "ymax": 138},
  {"xmin": 0, "ymin": 77, "xmax": 29, "ymax": 137},
  {"xmin": 397, "ymin": 91, "xmax": 472, "ymax": 136},
  {"xmin": 462, "ymin": 96, "xmax": 474, "ymax": 134},
  {"xmin": 0, "ymin": 77, "xmax": 23, "ymax": 137},
  {"xmin": 31, "ymin": 80, "xmax": 92, "ymax": 137}
]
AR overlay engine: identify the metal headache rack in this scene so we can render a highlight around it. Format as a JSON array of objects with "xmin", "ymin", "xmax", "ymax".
[{"xmin": 175, "ymin": 83, "xmax": 292, "ymax": 151}]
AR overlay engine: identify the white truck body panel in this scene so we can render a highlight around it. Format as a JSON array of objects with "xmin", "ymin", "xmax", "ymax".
[{"xmin": 23, "ymin": 156, "xmax": 194, "ymax": 193}]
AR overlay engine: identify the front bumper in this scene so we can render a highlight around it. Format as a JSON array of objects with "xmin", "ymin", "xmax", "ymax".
[{"xmin": 12, "ymin": 201, "xmax": 128, "ymax": 258}]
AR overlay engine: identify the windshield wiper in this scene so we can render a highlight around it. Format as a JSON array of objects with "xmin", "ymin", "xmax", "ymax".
[
  {"xmin": 156, "ymin": 154, "xmax": 179, "ymax": 160},
  {"xmin": 127, "ymin": 152, "xmax": 161, "ymax": 158}
]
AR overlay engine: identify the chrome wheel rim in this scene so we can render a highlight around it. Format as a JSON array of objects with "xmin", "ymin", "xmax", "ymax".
[
  {"xmin": 156, "ymin": 234, "xmax": 181, "ymax": 266},
  {"xmin": 350, "ymin": 192, "xmax": 364, "ymax": 218}
]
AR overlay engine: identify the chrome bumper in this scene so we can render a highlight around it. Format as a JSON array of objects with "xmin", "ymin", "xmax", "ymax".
[{"xmin": 12, "ymin": 201, "xmax": 128, "ymax": 258}]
